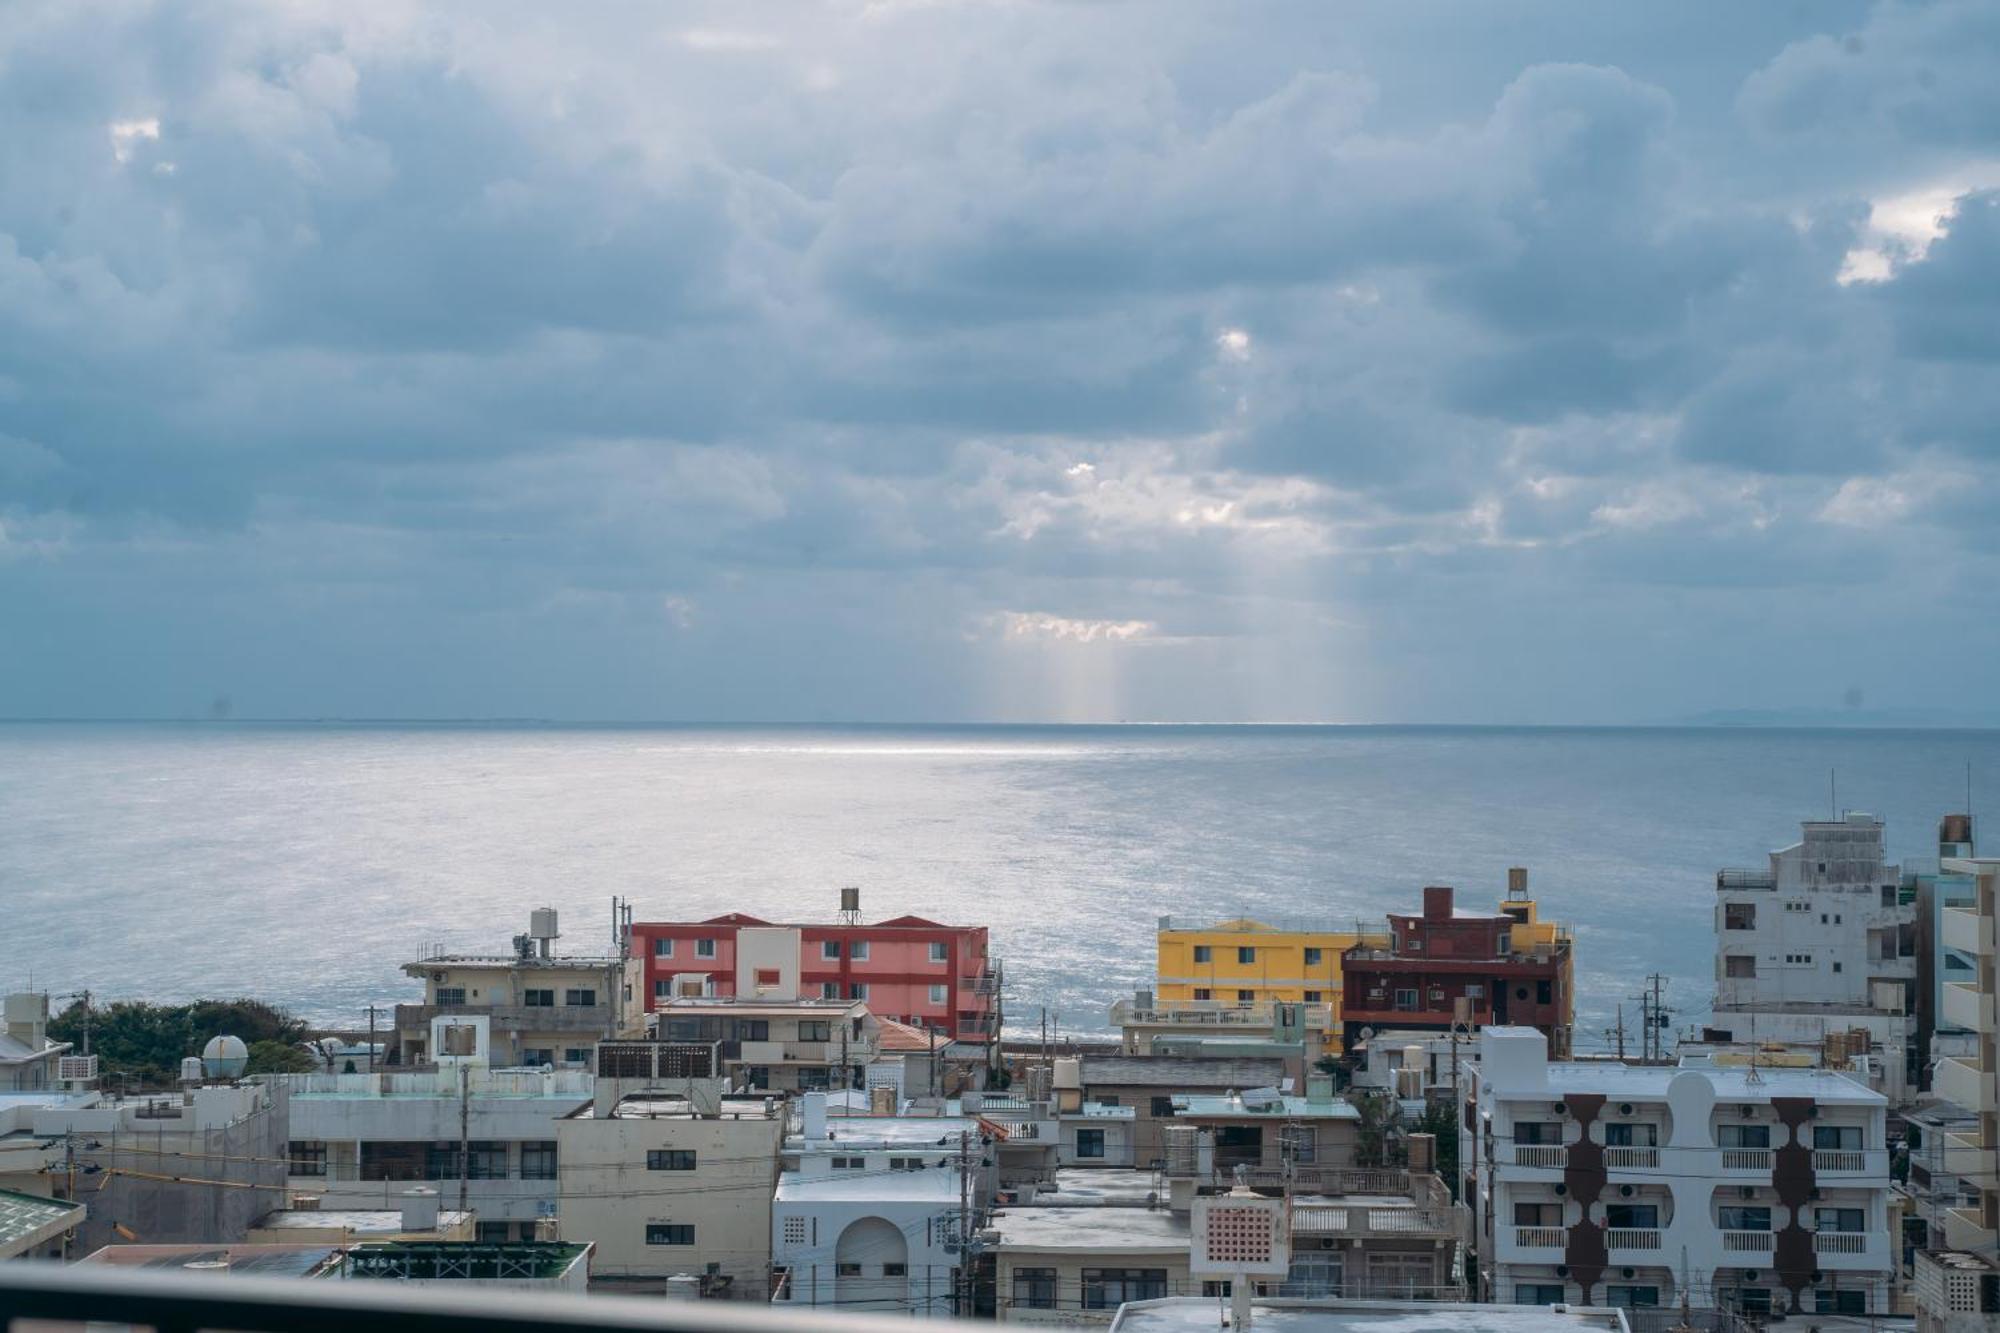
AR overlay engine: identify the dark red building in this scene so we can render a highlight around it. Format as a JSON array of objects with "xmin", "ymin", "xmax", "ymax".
[{"xmin": 1340, "ymin": 880, "xmax": 1573, "ymax": 1057}]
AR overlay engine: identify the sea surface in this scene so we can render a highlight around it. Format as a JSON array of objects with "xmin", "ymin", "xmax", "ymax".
[{"xmin": 5, "ymin": 723, "xmax": 1996, "ymax": 1047}]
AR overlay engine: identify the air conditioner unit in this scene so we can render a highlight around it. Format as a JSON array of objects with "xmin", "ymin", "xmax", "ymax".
[
  {"xmin": 1554, "ymin": 1183, "xmax": 1567, "ymax": 1196},
  {"xmin": 1619, "ymin": 1184, "xmax": 1635, "ymax": 1197},
  {"xmin": 1555, "ymin": 1265, "xmax": 1569, "ymax": 1278},
  {"xmin": 1622, "ymin": 1267, "xmax": 1636, "ymax": 1280},
  {"xmin": 1555, "ymin": 1102, "xmax": 1569, "ymax": 1115},
  {"xmin": 1618, "ymin": 1103, "xmax": 1633, "ymax": 1116},
  {"xmin": 1739, "ymin": 1186, "xmax": 1756, "ymax": 1200},
  {"xmin": 1740, "ymin": 1106, "xmax": 1757, "ymax": 1118}
]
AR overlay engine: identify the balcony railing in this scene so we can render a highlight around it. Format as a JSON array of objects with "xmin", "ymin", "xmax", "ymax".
[
  {"xmin": 1813, "ymin": 1149, "xmax": 1868, "ymax": 1173},
  {"xmin": 1513, "ymin": 1226, "xmax": 1565, "ymax": 1249},
  {"xmin": 398, "ymin": 1003, "xmax": 613, "ymax": 1034},
  {"xmin": 1717, "ymin": 869, "xmax": 1777, "ymax": 891},
  {"xmin": 1511, "ymin": 1145, "xmax": 1567, "ymax": 1169},
  {"xmin": 1292, "ymin": 1203, "xmax": 1462, "ymax": 1240},
  {"xmin": 1606, "ymin": 1228, "xmax": 1662, "ymax": 1251},
  {"xmin": 0, "ymin": 1263, "xmax": 943, "ymax": 1333},
  {"xmin": 1813, "ymin": 1232, "xmax": 1868, "ymax": 1254},
  {"xmin": 1722, "ymin": 1230, "xmax": 1775, "ymax": 1252},
  {"xmin": 1604, "ymin": 1147, "xmax": 1659, "ymax": 1169},
  {"xmin": 1720, "ymin": 1148, "xmax": 1772, "ymax": 1171}
]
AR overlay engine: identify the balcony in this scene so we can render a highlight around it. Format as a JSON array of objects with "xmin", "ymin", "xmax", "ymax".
[
  {"xmin": 1291, "ymin": 1202, "xmax": 1463, "ymax": 1241},
  {"xmin": 1812, "ymin": 1232, "xmax": 1868, "ymax": 1254},
  {"xmin": 961, "ymin": 969, "xmax": 1000, "ymax": 996},
  {"xmin": 1721, "ymin": 1230, "xmax": 1775, "ymax": 1253},
  {"xmin": 1943, "ymin": 1203, "xmax": 1994, "ymax": 1253},
  {"xmin": 1943, "ymin": 1131, "xmax": 1999, "ymax": 1187},
  {"xmin": 1812, "ymin": 1149, "xmax": 1874, "ymax": 1174},
  {"xmin": 1509, "ymin": 1144, "xmax": 1567, "ymax": 1169},
  {"xmin": 1720, "ymin": 1148, "xmax": 1773, "ymax": 1172},
  {"xmin": 1109, "ymin": 998, "xmax": 1334, "ymax": 1029},
  {"xmin": 0, "ymin": 1262, "xmax": 930, "ymax": 1332},
  {"xmin": 398, "ymin": 1002, "xmax": 612, "ymax": 1035},
  {"xmin": 1717, "ymin": 869, "xmax": 1777, "ymax": 891},
  {"xmin": 1937, "ymin": 1056, "xmax": 1994, "ymax": 1114},
  {"xmin": 1604, "ymin": 1146, "xmax": 1659, "ymax": 1170},
  {"xmin": 1606, "ymin": 1228, "xmax": 1662, "ymax": 1253},
  {"xmin": 1512, "ymin": 1226, "xmax": 1565, "ymax": 1250},
  {"xmin": 1944, "ymin": 906, "xmax": 1994, "ymax": 958},
  {"xmin": 1944, "ymin": 981, "xmax": 1994, "ymax": 1034}
]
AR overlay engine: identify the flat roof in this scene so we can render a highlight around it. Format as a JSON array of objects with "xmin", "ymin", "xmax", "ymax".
[
  {"xmin": 255, "ymin": 1209, "xmax": 474, "ymax": 1235},
  {"xmin": 777, "ymin": 1170, "xmax": 960, "ymax": 1203},
  {"xmin": 991, "ymin": 1205, "xmax": 1189, "ymax": 1253},
  {"xmin": 78, "ymin": 1243, "xmax": 343, "ymax": 1278},
  {"xmin": 1030, "ymin": 1169, "xmax": 1165, "ymax": 1207},
  {"xmin": 0, "ymin": 1188, "xmax": 84, "ymax": 1255},
  {"xmin": 657, "ymin": 997, "xmax": 865, "ymax": 1016},
  {"xmin": 1520, "ymin": 1059, "xmax": 1885, "ymax": 1106},
  {"xmin": 1174, "ymin": 1094, "xmax": 1359, "ymax": 1120},
  {"xmin": 603, "ymin": 1095, "xmax": 780, "ymax": 1120},
  {"xmin": 1111, "ymin": 1298, "xmax": 1629, "ymax": 1332},
  {"xmin": 794, "ymin": 1114, "xmax": 982, "ymax": 1148},
  {"xmin": 1083, "ymin": 1055, "xmax": 1290, "ymax": 1088}
]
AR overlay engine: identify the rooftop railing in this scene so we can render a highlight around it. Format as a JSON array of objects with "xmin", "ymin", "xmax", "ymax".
[{"xmin": 0, "ymin": 1263, "xmax": 944, "ymax": 1333}]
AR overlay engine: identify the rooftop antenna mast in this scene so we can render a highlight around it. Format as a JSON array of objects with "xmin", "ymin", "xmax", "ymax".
[{"xmin": 1830, "ymin": 767, "xmax": 1838, "ymax": 821}]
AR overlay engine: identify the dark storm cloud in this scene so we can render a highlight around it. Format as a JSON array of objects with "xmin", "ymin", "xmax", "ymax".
[{"xmin": 2, "ymin": 0, "xmax": 1998, "ymax": 722}]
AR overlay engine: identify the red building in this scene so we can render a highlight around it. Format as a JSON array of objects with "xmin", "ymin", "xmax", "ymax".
[
  {"xmin": 1340, "ymin": 882, "xmax": 1574, "ymax": 1057},
  {"xmin": 631, "ymin": 912, "xmax": 998, "ymax": 1043}
]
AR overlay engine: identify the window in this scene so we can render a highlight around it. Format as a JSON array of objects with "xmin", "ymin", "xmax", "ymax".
[
  {"xmin": 831, "ymin": 1156, "xmax": 866, "ymax": 1170},
  {"xmin": 799, "ymin": 1020, "xmax": 831, "ymax": 1042},
  {"xmin": 1719, "ymin": 1205, "xmax": 1772, "ymax": 1231},
  {"xmin": 696, "ymin": 938, "xmax": 716, "ymax": 958},
  {"xmin": 647, "ymin": 1149, "xmax": 698, "ymax": 1171},
  {"xmin": 836, "ymin": 1262, "xmax": 862, "ymax": 1278},
  {"xmin": 1202, "ymin": 1281, "xmax": 1233, "ymax": 1298},
  {"xmin": 1464, "ymin": 983, "xmax": 1484, "ymax": 999},
  {"xmin": 1605, "ymin": 1204, "xmax": 1659, "ymax": 1229},
  {"xmin": 820, "ymin": 982, "xmax": 840, "ymax": 1000},
  {"xmin": 435, "ymin": 986, "xmax": 467, "ymax": 1008},
  {"xmin": 1237, "ymin": 989, "xmax": 1256, "ymax": 1003},
  {"xmin": 1725, "ymin": 955, "xmax": 1757, "ymax": 978},
  {"xmin": 564, "ymin": 988, "xmax": 596, "ymax": 1007},
  {"xmin": 1604, "ymin": 1123, "xmax": 1658, "ymax": 1147},
  {"xmin": 476, "ymin": 1221, "xmax": 511, "ymax": 1243},
  {"xmin": 1517, "ymin": 1285, "xmax": 1565, "ymax": 1305},
  {"xmin": 1193, "ymin": 988, "xmax": 1212, "ymax": 1001},
  {"xmin": 653, "ymin": 979, "xmax": 672, "ymax": 999},
  {"xmin": 755, "ymin": 968, "xmax": 781, "ymax": 988},
  {"xmin": 521, "ymin": 1141, "xmax": 557, "ymax": 1180},
  {"xmin": 1536, "ymin": 979, "xmax": 1552, "ymax": 1004},
  {"xmin": 1814, "ymin": 1125, "xmax": 1863, "ymax": 1151},
  {"xmin": 523, "ymin": 988, "xmax": 555, "ymax": 1007},
  {"xmin": 646, "ymin": 1224, "xmax": 694, "ymax": 1246},
  {"xmin": 1304, "ymin": 948, "xmax": 1323, "ymax": 966},
  {"xmin": 1095, "ymin": 1095, "xmax": 1120, "ymax": 1107},
  {"xmin": 1082, "ymin": 1268, "xmax": 1167, "ymax": 1309},
  {"xmin": 425, "ymin": 1143, "xmax": 462, "ymax": 1179},
  {"xmin": 822, "ymin": 940, "xmax": 841, "ymax": 960},
  {"xmin": 653, "ymin": 937, "xmax": 674, "ymax": 957},
  {"xmin": 1881, "ymin": 884, "xmax": 1896, "ymax": 907},
  {"xmin": 1279, "ymin": 1126, "xmax": 1317, "ymax": 1163},
  {"xmin": 1814, "ymin": 1207, "xmax": 1865, "ymax": 1233},
  {"xmin": 1725, "ymin": 903, "xmax": 1756, "ymax": 930},
  {"xmin": 1832, "ymin": 961, "xmax": 1843, "ymax": 972},
  {"xmin": 736, "ymin": 1019, "xmax": 770, "ymax": 1041},
  {"xmin": 288, "ymin": 1141, "xmax": 327, "ymax": 1177},
  {"xmin": 1394, "ymin": 989, "xmax": 1418, "ymax": 1010},
  {"xmin": 564, "ymin": 1047, "xmax": 590, "ymax": 1065},
  {"xmin": 1718, "ymin": 1124, "xmax": 1770, "ymax": 1149},
  {"xmin": 851, "ymin": 940, "xmax": 870, "ymax": 961},
  {"xmin": 1193, "ymin": 945, "xmax": 1212, "ymax": 963},
  {"xmin": 782, "ymin": 1217, "xmax": 808, "ymax": 1246},
  {"xmin": 929, "ymin": 942, "xmax": 949, "ymax": 963},
  {"xmin": 1076, "ymin": 1128, "xmax": 1105, "ymax": 1158},
  {"xmin": 522, "ymin": 1047, "xmax": 554, "ymax": 1066},
  {"xmin": 851, "ymin": 982, "xmax": 869, "ymax": 1000},
  {"xmin": 1606, "ymin": 1286, "xmax": 1660, "ymax": 1309},
  {"xmin": 1815, "ymin": 1289, "xmax": 1866, "ymax": 1314},
  {"xmin": 882, "ymin": 1262, "xmax": 906, "ymax": 1277},
  {"xmin": 463, "ymin": 1141, "xmax": 507, "ymax": 1179},
  {"xmin": 1303, "ymin": 990, "xmax": 1322, "ymax": 1002},
  {"xmin": 1513, "ymin": 1122, "xmax": 1559, "ymax": 1145},
  {"xmin": 929, "ymin": 984, "xmax": 948, "ymax": 1004},
  {"xmin": 1150, "ymin": 1096, "xmax": 1175, "ymax": 1117},
  {"xmin": 1012, "ymin": 1267, "xmax": 1057, "ymax": 1310},
  {"xmin": 1513, "ymin": 1202, "xmax": 1561, "ymax": 1226},
  {"xmin": 889, "ymin": 1156, "xmax": 926, "ymax": 1171},
  {"xmin": 1735, "ymin": 1288, "xmax": 1772, "ymax": 1316}
]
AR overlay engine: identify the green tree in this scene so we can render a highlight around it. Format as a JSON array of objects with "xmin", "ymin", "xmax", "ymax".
[
  {"xmin": 49, "ymin": 998, "xmax": 310, "ymax": 1087},
  {"xmin": 1413, "ymin": 1099, "xmax": 1461, "ymax": 1197},
  {"xmin": 246, "ymin": 1039, "xmax": 316, "ymax": 1075}
]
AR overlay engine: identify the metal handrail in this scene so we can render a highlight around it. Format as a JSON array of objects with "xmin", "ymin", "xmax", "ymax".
[{"xmin": 0, "ymin": 1263, "xmax": 940, "ymax": 1332}]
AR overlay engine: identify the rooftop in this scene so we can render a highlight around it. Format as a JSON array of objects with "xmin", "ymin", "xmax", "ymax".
[
  {"xmin": 776, "ymin": 1170, "xmax": 960, "ymax": 1204},
  {"xmin": 654, "ymin": 997, "xmax": 867, "ymax": 1018},
  {"xmin": 254, "ymin": 1209, "xmax": 475, "ymax": 1236},
  {"xmin": 339, "ymin": 1241, "xmax": 591, "ymax": 1282},
  {"xmin": 0, "ymin": 1188, "xmax": 84, "ymax": 1258},
  {"xmin": 279, "ymin": 1070, "xmax": 593, "ymax": 1101},
  {"xmin": 1484, "ymin": 1055, "xmax": 1884, "ymax": 1106},
  {"xmin": 791, "ymin": 1113, "xmax": 983, "ymax": 1149},
  {"xmin": 1173, "ymin": 1093, "xmax": 1360, "ymax": 1121},
  {"xmin": 1082, "ymin": 1055, "xmax": 1291, "ymax": 1089},
  {"xmin": 592, "ymin": 1094, "xmax": 780, "ymax": 1120},
  {"xmin": 876, "ymin": 1016, "xmax": 948, "ymax": 1053},
  {"xmin": 1110, "ymin": 1297, "xmax": 1630, "ymax": 1333},
  {"xmin": 1025, "ymin": 1169, "xmax": 1163, "ymax": 1207},
  {"xmin": 76, "ymin": 1243, "xmax": 343, "ymax": 1278},
  {"xmin": 991, "ymin": 1204, "xmax": 1190, "ymax": 1252}
]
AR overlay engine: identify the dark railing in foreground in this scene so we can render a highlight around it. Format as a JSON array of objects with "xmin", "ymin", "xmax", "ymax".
[{"xmin": 0, "ymin": 1263, "xmax": 941, "ymax": 1333}]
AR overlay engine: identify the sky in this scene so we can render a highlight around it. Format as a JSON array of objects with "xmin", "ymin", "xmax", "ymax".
[{"xmin": 3, "ymin": 0, "xmax": 1999, "ymax": 724}]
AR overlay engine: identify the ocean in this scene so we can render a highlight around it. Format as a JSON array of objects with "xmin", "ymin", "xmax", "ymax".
[{"xmin": 4, "ymin": 722, "xmax": 1995, "ymax": 1046}]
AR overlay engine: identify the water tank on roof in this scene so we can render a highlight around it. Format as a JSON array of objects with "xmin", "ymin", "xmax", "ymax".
[
  {"xmin": 201, "ymin": 1035, "xmax": 249, "ymax": 1080},
  {"xmin": 529, "ymin": 908, "xmax": 560, "ymax": 941},
  {"xmin": 180, "ymin": 1056, "xmax": 205, "ymax": 1085}
]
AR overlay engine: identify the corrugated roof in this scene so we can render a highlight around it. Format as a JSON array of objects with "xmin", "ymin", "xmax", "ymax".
[{"xmin": 1082, "ymin": 1055, "xmax": 1289, "ymax": 1089}]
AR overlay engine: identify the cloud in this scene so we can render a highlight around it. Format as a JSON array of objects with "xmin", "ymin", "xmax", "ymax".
[{"xmin": 980, "ymin": 611, "xmax": 1157, "ymax": 643}]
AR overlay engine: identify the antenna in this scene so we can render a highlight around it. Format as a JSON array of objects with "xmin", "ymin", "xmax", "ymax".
[{"xmin": 1830, "ymin": 767, "xmax": 1838, "ymax": 821}]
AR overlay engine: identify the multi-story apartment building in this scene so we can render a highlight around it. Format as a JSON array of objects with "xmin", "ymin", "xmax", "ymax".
[
  {"xmin": 632, "ymin": 901, "xmax": 997, "ymax": 1044},
  {"xmin": 0, "ymin": 993, "xmax": 72, "ymax": 1092},
  {"xmin": 1713, "ymin": 812, "xmax": 1918, "ymax": 1101},
  {"xmin": 1912, "ymin": 814, "xmax": 1980, "ymax": 1073},
  {"xmin": 649, "ymin": 996, "xmax": 880, "ymax": 1094},
  {"xmin": 1111, "ymin": 991, "xmax": 1335, "ymax": 1073},
  {"xmin": 1926, "ymin": 856, "xmax": 2000, "ymax": 1257},
  {"xmin": 1075, "ymin": 1055, "xmax": 1291, "ymax": 1168},
  {"xmin": 1463, "ymin": 1025, "xmax": 1897, "ymax": 1318},
  {"xmin": 1339, "ymin": 874, "xmax": 1573, "ymax": 1057},
  {"xmin": 390, "ymin": 909, "xmax": 644, "ymax": 1069},
  {"xmin": 277, "ymin": 1019, "xmax": 591, "ymax": 1243},
  {"xmin": 555, "ymin": 1052, "xmax": 785, "ymax": 1296},
  {"xmin": 1153, "ymin": 919, "xmax": 1385, "ymax": 1044}
]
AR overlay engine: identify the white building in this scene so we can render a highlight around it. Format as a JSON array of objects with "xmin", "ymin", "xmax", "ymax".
[
  {"xmin": 770, "ymin": 1091, "xmax": 988, "ymax": 1316},
  {"xmin": 649, "ymin": 996, "xmax": 880, "ymax": 1095},
  {"xmin": 1714, "ymin": 812, "xmax": 1918, "ymax": 1102},
  {"xmin": 275, "ymin": 1030, "xmax": 592, "ymax": 1244},
  {"xmin": 1108, "ymin": 1296, "xmax": 1631, "ymax": 1333},
  {"xmin": 1463, "ymin": 1025, "xmax": 1896, "ymax": 1319},
  {"xmin": 0, "ymin": 994, "xmax": 71, "ymax": 1093}
]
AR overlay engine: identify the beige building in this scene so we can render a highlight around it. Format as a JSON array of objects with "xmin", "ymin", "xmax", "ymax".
[
  {"xmin": 555, "ymin": 1070, "xmax": 784, "ymax": 1296},
  {"xmin": 392, "ymin": 909, "xmax": 644, "ymax": 1069},
  {"xmin": 1167, "ymin": 1085, "xmax": 1361, "ymax": 1177},
  {"xmin": 1075, "ymin": 1055, "xmax": 1290, "ymax": 1167},
  {"xmin": 649, "ymin": 997, "xmax": 879, "ymax": 1094}
]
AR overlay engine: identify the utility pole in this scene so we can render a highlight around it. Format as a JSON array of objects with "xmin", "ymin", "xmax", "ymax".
[
  {"xmin": 457, "ymin": 1062, "xmax": 471, "ymax": 1216},
  {"xmin": 956, "ymin": 1129, "xmax": 972, "ymax": 1317},
  {"xmin": 365, "ymin": 1005, "xmax": 380, "ymax": 1071},
  {"xmin": 1608, "ymin": 1004, "xmax": 1626, "ymax": 1061}
]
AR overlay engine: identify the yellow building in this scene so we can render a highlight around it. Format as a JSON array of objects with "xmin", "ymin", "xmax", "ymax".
[{"xmin": 1154, "ymin": 918, "xmax": 1388, "ymax": 1024}]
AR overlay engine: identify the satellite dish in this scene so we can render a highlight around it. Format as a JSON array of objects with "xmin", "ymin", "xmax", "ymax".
[{"xmin": 1359, "ymin": 1027, "xmax": 1376, "ymax": 1041}]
